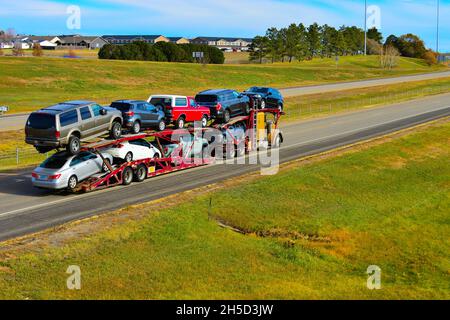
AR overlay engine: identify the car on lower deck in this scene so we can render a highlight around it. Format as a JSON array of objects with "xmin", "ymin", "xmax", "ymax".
[
  {"xmin": 148, "ymin": 95, "xmax": 210, "ymax": 129},
  {"xmin": 110, "ymin": 100, "xmax": 166, "ymax": 133},
  {"xmin": 195, "ymin": 89, "xmax": 251, "ymax": 123},
  {"xmin": 32, "ymin": 151, "xmax": 113, "ymax": 191},
  {"xmin": 25, "ymin": 101, "xmax": 123, "ymax": 155},
  {"xmin": 242, "ymin": 87, "xmax": 284, "ymax": 110},
  {"xmin": 104, "ymin": 138, "xmax": 162, "ymax": 163}
]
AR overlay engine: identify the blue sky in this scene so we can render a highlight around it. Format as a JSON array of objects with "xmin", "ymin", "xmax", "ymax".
[{"xmin": 1, "ymin": 0, "xmax": 449, "ymax": 52}]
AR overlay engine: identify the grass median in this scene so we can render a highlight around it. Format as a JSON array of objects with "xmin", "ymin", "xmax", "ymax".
[
  {"xmin": 0, "ymin": 55, "xmax": 446, "ymax": 114},
  {"xmin": 0, "ymin": 119, "xmax": 448, "ymax": 299}
]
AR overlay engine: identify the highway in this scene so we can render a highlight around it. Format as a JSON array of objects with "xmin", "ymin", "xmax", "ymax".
[
  {"xmin": 0, "ymin": 93, "xmax": 449, "ymax": 242},
  {"xmin": 1, "ymin": 70, "xmax": 449, "ymax": 132}
]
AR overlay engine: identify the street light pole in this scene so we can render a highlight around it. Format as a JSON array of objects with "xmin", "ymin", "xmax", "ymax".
[
  {"xmin": 364, "ymin": 0, "xmax": 367, "ymax": 55},
  {"xmin": 436, "ymin": 0, "xmax": 440, "ymax": 53}
]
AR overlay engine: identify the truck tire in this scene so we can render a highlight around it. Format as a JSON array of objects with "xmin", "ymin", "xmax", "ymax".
[
  {"xmin": 67, "ymin": 135, "xmax": 80, "ymax": 155},
  {"xmin": 110, "ymin": 121, "xmax": 122, "ymax": 140},
  {"xmin": 134, "ymin": 164, "xmax": 147, "ymax": 182},
  {"xmin": 122, "ymin": 167, "xmax": 133, "ymax": 185}
]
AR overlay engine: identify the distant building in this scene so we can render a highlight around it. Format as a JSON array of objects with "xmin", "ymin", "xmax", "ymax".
[
  {"xmin": 167, "ymin": 37, "xmax": 190, "ymax": 44},
  {"xmin": 191, "ymin": 37, "xmax": 253, "ymax": 51},
  {"xmin": 102, "ymin": 35, "xmax": 170, "ymax": 45},
  {"xmin": 0, "ymin": 41, "xmax": 14, "ymax": 49},
  {"xmin": 58, "ymin": 35, "xmax": 106, "ymax": 49}
]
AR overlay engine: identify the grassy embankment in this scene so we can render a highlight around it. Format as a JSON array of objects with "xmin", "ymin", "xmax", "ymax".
[
  {"xmin": 0, "ymin": 119, "xmax": 449, "ymax": 299},
  {"xmin": 0, "ymin": 55, "xmax": 446, "ymax": 114}
]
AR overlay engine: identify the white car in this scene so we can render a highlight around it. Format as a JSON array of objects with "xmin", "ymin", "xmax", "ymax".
[{"xmin": 104, "ymin": 139, "xmax": 162, "ymax": 163}]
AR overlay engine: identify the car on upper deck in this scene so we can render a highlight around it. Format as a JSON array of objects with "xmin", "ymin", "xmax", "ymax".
[
  {"xmin": 195, "ymin": 89, "xmax": 250, "ymax": 123},
  {"xmin": 25, "ymin": 101, "xmax": 123, "ymax": 155},
  {"xmin": 110, "ymin": 100, "xmax": 166, "ymax": 133},
  {"xmin": 148, "ymin": 95, "xmax": 210, "ymax": 129},
  {"xmin": 242, "ymin": 87, "xmax": 284, "ymax": 111}
]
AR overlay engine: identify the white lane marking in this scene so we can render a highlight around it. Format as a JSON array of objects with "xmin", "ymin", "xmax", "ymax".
[
  {"xmin": 281, "ymin": 106, "xmax": 450, "ymax": 150},
  {"xmin": 0, "ymin": 106, "xmax": 448, "ymax": 219}
]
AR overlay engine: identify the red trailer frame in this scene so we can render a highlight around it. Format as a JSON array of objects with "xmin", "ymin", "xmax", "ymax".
[{"xmin": 75, "ymin": 109, "xmax": 283, "ymax": 193}]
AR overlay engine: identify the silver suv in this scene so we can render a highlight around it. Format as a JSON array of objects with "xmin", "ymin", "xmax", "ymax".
[{"xmin": 25, "ymin": 100, "xmax": 123, "ymax": 155}]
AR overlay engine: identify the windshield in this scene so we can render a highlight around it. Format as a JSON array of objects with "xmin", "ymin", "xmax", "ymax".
[
  {"xmin": 195, "ymin": 95, "xmax": 217, "ymax": 103},
  {"xmin": 248, "ymin": 87, "xmax": 269, "ymax": 94},
  {"xmin": 40, "ymin": 154, "xmax": 68, "ymax": 169},
  {"xmin": 110, "ymin": 102, "xmax": 132, "ymax": 112},
  {"xmin": 27, "ymin": 113, "xmax": 56, "ymax": 129}
]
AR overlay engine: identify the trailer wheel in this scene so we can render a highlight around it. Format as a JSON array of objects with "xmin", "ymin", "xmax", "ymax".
[
  {"xmin": 134, "ymin": 164, "xmax": 147, "ymax": 182},
  {"xmin": 67, "ymin": 175, "xmax": 78, "ymax": 192},
  {"xmin": 122, "ymin": 167, "xmax": 133, "ymax": 185}
]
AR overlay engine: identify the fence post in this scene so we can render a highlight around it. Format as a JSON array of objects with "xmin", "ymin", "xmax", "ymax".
[{"xmin": 16, "ymin": 147, "xmax": 19, "ymax": 165}]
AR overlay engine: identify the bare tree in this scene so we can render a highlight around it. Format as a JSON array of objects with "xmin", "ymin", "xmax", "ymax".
[
  {"xmin": 32, "ymin": 43, "xmax": 43, "ymax": 57},
  {"xmin": 379, "ymin": 45, "xmax": 399, "ymax": 69}
]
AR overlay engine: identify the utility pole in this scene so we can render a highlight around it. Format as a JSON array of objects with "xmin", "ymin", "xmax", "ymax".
[
  {"xmin": 436, "ymin": 0, "xmax": 440, "ymax": 53},
  {"xmin": 364, "ymin": 0, "xmax": 367, "ymax": 55}
]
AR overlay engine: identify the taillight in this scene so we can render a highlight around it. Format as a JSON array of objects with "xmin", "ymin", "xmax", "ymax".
[
  {"xmin": 216, "ymin": 103, "xmax": 222, "ymax": 111},
  {"xmin": 165, "ymin": 105, "xmax": 172, "ymax": 110},
  {"xmin": 164, "ymin": 147, "xmax": 168, "ymax": 154},
  {"xmin": 48, "ymin": 174, "xmax": 61, "ymax": 180},
  {"xmin": 115, "ymin": 144, "xmax": 124, "ymax": 148},
  {"xmin": 55, "ymin": 131, "xmax": 60, "ymax": 138},
  {"xmin": 32, "ymin": 172, "xmax": 39, "ymax": 179},
  {"xmin": 125, "ymin": 111, "xmax": 135, "ymax": 117}
]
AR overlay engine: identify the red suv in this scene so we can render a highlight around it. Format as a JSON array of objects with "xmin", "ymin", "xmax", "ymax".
[{"xmin": 148, "ymin": 95, "xmax": 210, "ymax": 129}]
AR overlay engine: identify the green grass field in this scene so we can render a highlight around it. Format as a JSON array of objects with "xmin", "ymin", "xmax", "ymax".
[
  {"xmin": 0, "ymin": 55, "xmax": 446, "ymax": 113},
  {"xmin": 0, "ymin": 120, "xmax": 448, "ymax": 299}
]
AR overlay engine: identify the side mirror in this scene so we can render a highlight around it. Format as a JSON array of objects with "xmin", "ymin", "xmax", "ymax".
[{"xmin": 100, "ymin": 108, "xmax": 107, "ymax": 116}]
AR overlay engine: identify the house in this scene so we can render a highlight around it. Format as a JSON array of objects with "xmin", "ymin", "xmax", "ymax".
[
  {"xmin": 101, "ymin": 35, "xmax": 170, "ymax": 45},
  {"xmin": 167, "ymin": 37, "xmax": 190, "ymax": 44},
  {"xmin": 58, "ymin": 35, "xmax": 105, "ymax": 49},
  {"xmin": 0, "ymin": 41, "xmax": 14, "ymax": 49},
  {"xmin": 191, "ymin": 37, "xmax": 253, "ymax": 51},
  {"xmin": 38, "ymin": 40, "xmax": 57, "ymax": 50},
  {"xmin": 24, "ymin": 36, "xmax": 61, "ymax": 45}
]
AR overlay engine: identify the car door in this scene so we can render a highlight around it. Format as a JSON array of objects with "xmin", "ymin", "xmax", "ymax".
[
  {"xmin": 175, "ymin": 97, "xmax": 189, "ymax": 121},
  {"xmin": 91, "ymin": 104, "xmax": 109, "ymax": 133},
  {"xmin": 79, "ymin": 106, "xmax": 95, "ymax": 136},
  {"xmin": 70, "ymin": 152, "xmax": 96, "ymax": 180},
  {"xmin": 231, "ymin": 91, "xmax": 243, "ymax": 115},
  {"xmin": 129, "ymin": 139, "xmax": 150, "ymax": 160},
  {"xmin": 145, "ymin": 103, "xmax": 160, "ymax": 125}
]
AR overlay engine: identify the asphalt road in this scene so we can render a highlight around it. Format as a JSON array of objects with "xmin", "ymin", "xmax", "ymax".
[
  {"xmin": 1, "ymin": 70, "xmax": 449, "ymax": 132},
  {"xmin": 0, "ymin": 93, "xmax": 449, "ymax": 242}
]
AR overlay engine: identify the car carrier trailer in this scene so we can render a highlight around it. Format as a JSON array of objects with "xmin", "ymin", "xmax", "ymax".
[{"xmin": 72, "ymin": 108, "xmax": 283, "ymax": 193}]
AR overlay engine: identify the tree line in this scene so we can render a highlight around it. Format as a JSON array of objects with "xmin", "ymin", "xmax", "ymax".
[
  {"xmin": 249, "ymin": 23, "xmax": 438, "ymax": 65},
  {"xmin": 99, "ymin": 41, "xmax": 225, "ymax": 64}
]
